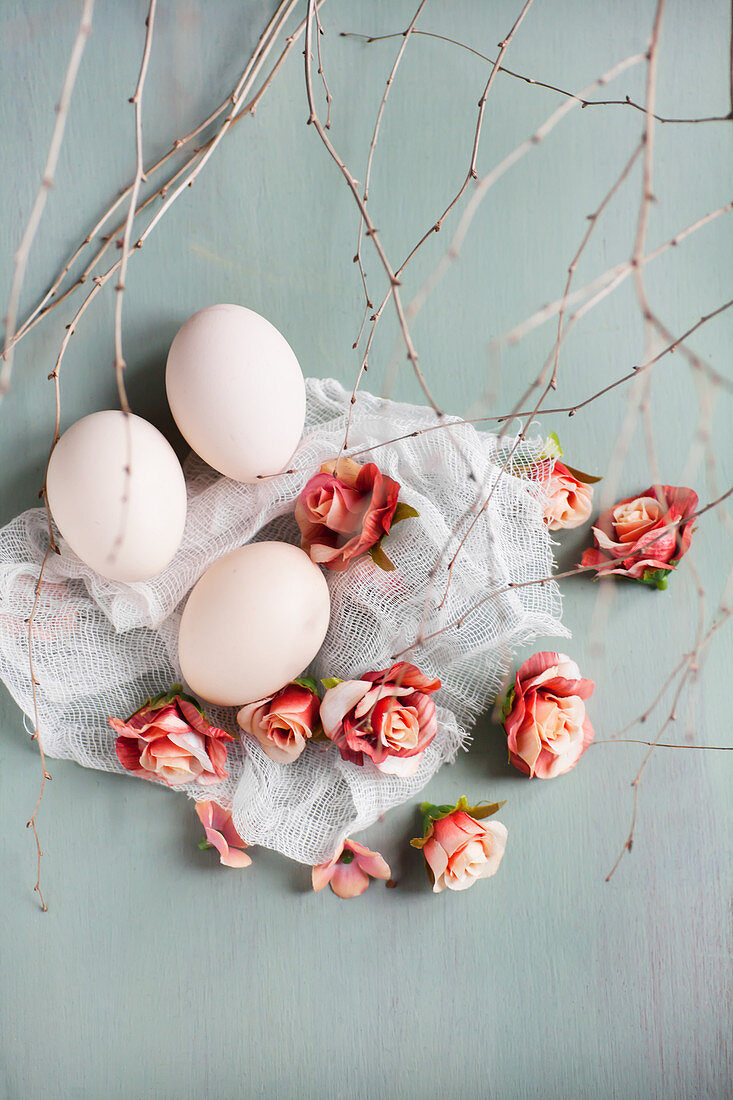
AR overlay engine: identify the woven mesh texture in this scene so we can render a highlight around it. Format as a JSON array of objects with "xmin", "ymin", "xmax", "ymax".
[{"xmin": 0, "ymin": 378, "xmax": 567, "ymax": 863}]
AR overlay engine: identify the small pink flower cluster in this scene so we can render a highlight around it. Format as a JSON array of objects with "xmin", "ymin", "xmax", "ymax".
[{"xmin": 238, "ymin": 661, "xmax": 441, "ymax": 776}]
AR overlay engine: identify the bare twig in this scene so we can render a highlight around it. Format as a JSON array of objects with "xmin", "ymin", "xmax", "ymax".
[
  {"xmin": 344, "ymin": 0, "xmax": 428, "ymax": 449},
  {"xmin": 0, "ymin": 0, "xmax": 94, "ymax": 406},
  {"xmin": 304, "ymin": 0, "xmax": 441, "ymax": 417},
  {"xmin": 342, "ymin": 28, "xmax": 733, "ymax": 123},
  {"xmin": 113, "ymin": 0, "xmax": 157, "ymax": 415}
]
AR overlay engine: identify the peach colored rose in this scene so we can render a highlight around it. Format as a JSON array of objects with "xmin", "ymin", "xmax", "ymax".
[
  {"xmin": 541, "ymin": 459, "xmax": 594, "ymax": 530},
  {"xmin": 417, "ymin": 805, "xmax": 508, "ymax": 893},
  {"xmin": 195, "ymin": 801, "xmax": 252, "ymax": 869},
  {"xmin": 581, "ymin": 484, "xmax": 698, "ymax": 587},
  {"xmin": 312, "ymin": 837, "xmax": 391, "ymax": 898},
  {"xmin": 110, "ymin": 688, "xmax": 232, "ymax": 786},
  {"xmin": 237, "ymin": 680, "xmax": 321, "ymax": 764},
  {"xmin": 502, "ymin": 652, "xmax": 594, "ymax": 779},
  {"xmin": 320, "ymin": 661, "xmax": 441, "ymax": 776},
  {"xmin": 295, "ymin": 457, "xmax": 401, "ymax": 572}
]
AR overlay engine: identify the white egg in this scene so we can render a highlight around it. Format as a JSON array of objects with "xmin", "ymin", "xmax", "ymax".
[
  {"xmin": 178, "ymin": 541, "xmax": 330, "ymax": 706},
  {"xmin": 47, "ymin": 411, "xmax": 187, "ymax": 583},
  {"xmin": 165, "ymin": 304, "xmax": 306, "ymax": 482}
]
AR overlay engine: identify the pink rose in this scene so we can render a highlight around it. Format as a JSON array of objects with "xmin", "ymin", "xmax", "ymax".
[
  {"xmin": 581, "ymin": 484, "xmax": 698, "ymax": 587},
  {"xmin": 502, "ymin": 652, "xmax": 594, "ymax": 779},
  {"xmin": 415, "ymin": 803, "xmax": 508, "ymax": 893},
  {"xmin": 295, "ymin": 457, "xmax": 401, "ymax": 572},
  {"xmin": 195, "ymin": 801, "xmax": 252, "ymax": 868},
  {"xmin": 540, "ymin": 459, "xmax": 594, "ymax": 530},
  {"xmin": 110, "ymin": 688, "xmax": 232, "ymax": 786},
  {"xmin": 312, "ymin": 837, "xmax": 391, "ymax": 898},
  {"xmin": 237, "ymin": 680, "xmax": 321, "ymax": 764},
  {"xmin": 320, "ymin": 661, "xmax": 441, "ymax": 776}
]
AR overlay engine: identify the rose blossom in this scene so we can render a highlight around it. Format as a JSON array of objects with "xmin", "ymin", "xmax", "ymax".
[
  {"xmin": 110, "ymin": 689, "xmax": 232, "ymax": 786},
  {"xmin": 237, "ymin": 680, "xmax": 321, "ymax": 764},
  {"xmin": 502, "ymin": 652, "xmax": 594, "ymax": 779},
  {"xmin": 195, "ymin": 801, "xmax": 252, "ymax": 869},
  {"xmin": 295, "ymin": 457, "xmax": 401, "ymax": 572},
  {"xmin": 312, "ymin": 838, "xmax": 391, "ymax": 898},
  {"xmin": 320, "ymin": 661, "xmax": 441, "ymax": 776},
  {"xmin": 421, "ymin": 809, "xmax": 508, "ymax": 894},
  {"xmin": 581, "ymin": 484, "xmax": 698, "ymax": 585},
  {"xmin": 541, "ymin": 459, "xmax": 594, "ymax": 530}
]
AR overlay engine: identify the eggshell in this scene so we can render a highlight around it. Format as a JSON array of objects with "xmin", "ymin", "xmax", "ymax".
[
  {"xmin": 46, "ymin": 411, "xmax": 187, "ymax": 583},
  {"xmin": 178, "ymin": 541, "xmax": 330, "ymax": 706},
  {"xmin": 165, "ymin": 304, "xmax": 305, "ymax": 482}
]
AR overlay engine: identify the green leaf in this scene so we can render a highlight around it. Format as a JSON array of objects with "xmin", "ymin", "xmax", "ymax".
[
  {"xmin": 634, "ymin": 567, "xmax": 672, "ymax": 591},
  {"xmin": 562, "ymin": 462, "xmax": 603, "ymax": 485},
  {"xmin": 321, "ymin": 677, "xmax": 343, "ymax": 691},
  {"xmin": 368, "ymin": 541, "xmax": 396, "ymax": 572},
  {"xmin": 391, "ymin": 501, "xmax": 420, "ymax": 526},
  {"xmin": 293, "ymin": 676, "xmax": 319, "ymax": 695}
]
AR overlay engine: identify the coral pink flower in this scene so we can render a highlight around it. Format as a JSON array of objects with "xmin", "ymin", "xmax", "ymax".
[
  {"xmin": 539, "ymin": 459, "xmax": 594, "ymax": 530},
  {"xmin": 581, "ymin": 484, "xmax": 698, "ymax": 588},
  {"xmin": 312, "ymin": 837, "xmax": 391, "ymax": 898},
  {"xmin": 421, "ymin": 809, "xmax": 507, "ymax": 893},
  {"xmin": 502, "ymin": 652, "xmax": 594, "ymax": 779},
  {"xmin": 320, "ymin": 661, "xmax": 441, "ymax": 776},
  {"xmin": 237, "ymin": 680, "xmax": 321, "ymax": 764},
  {"xmin": 110, "ymin": 687, "xmax": 232, "ymax": 787},
  {"xmin": 295, "ymin": 457, "xmax": 401, "ymax": 571},
  {"xmin": 195, "ymin": 801, "xmax": 252, "ymax": 869}
]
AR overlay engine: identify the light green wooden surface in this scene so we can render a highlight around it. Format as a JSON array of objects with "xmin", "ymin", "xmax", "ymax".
[{"xmin": 1, "ymin": 2, "xmax": 731, "ymax": 1098}]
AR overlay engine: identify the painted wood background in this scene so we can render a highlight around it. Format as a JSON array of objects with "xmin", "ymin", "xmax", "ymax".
[{"xmin": 0, "ymin": 2, "xmax": 731, "ymax": 1097}]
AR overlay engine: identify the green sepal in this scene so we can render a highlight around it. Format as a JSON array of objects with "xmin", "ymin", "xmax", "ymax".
[
  {"xmin": 368, "ymin": 540, "xmax": 396, "ymax": 572},
  {"xmin": 455, "ymin": 796, "xmax": 507, "ymax": 820},
  {"xmin": 293, "ymin": 676, "xmax": 320, "ymax": 695},
  {"xmin": 500, "ymin": 685, "xmax": 516, "ymax": 724},
  {"xmin": 391, "ymin": 501, "xmax": 420, "ymax": 526},
  {"xmin": 198, "ymin": 839, "xmax": 212, "ymax": 851},
  {"xmin": 540, "ymin": 431, "xmax": 563, "ymax": 459},
  {"xmin": 129, "ymin": 684, "xmax": 203, "ymax": 722},
  {"xmin": 633, "ymin": 567, "xmax": 672, "ymax": 591},
  {"xmin": 413, "ymin": 796, "xmax": 506, "ymax": 844},
  {"xmin": 562, "ymin": 462, "xmax": 602, "ymax": 485},
  {"xmin": 321, "ymin": 677, "xmax": 343, "ymax": 691}
]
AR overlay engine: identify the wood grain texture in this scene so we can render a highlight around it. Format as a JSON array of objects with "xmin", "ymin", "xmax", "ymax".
[{"xmin": 0, "ymin": 2, "xmax": 731, "ymax": 1098}]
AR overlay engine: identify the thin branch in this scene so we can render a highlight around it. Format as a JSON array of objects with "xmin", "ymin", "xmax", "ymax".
[
  {"xmin": 593, "ymin": 739, "xmax": 733, "ymax": 750},
  {"xmin": 0, "ymin": 0, "xmax": 94, "ymax": 407},
  {"xmin": 313, "ymin": 1, "xmax": 333, "ymax": 128},
  {"xmin": 304, "ymin": 0, "xmax": 442, "ymax": 417},
  {"xmin": 113, "ymin": 0, "xmax": 157, "ymax": 415},
  {"xmin": 3, "ymin": 0, "xmax": 315, "ymax": 369},
  {"xmin": 344, "ymin": 0, "xmax": 428, "ymax": 450},
  {"xmin": 341, "ymin": 28, "xmax": 733, "ymax": 123},
  {"xmin": 26, "ymin": 542, "xmax": 55, "ymax": 912}
]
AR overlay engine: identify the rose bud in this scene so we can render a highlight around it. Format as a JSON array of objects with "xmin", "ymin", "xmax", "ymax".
[
  {"xmin": 320, "ymin": 661, "xmax": 441, "ymax": 776},
  {"xmin": 581, "ymin": 484, "xmax": 698, "ymax": 588},
  {"xmin": 195, "ymin": 801, "xmax": 252, "ymax": 869},
  {"xmin": 540, "ymin": 459, "xmax": 594, "ymax": 530},
  {"xmin": 312, "ymin": 837, "xmax": 391, "ymax": 899},
  {"xmin": 295, "ymin": 457, "xmax": 417, "ymax": 572},
  {"xmin": 411, "ymin": 797, "xmax": 508, "ymax": 893},
  {"xmin": 502, "ymin": 652, "xmax": 594, "ymax": 779},
  {"xmin": 237, "ymin": 678, "xmax": 321, "ymax": 764},
  {"xmin": 110, "ymin": 687, "xmax": 232, "ymax": 787}
]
